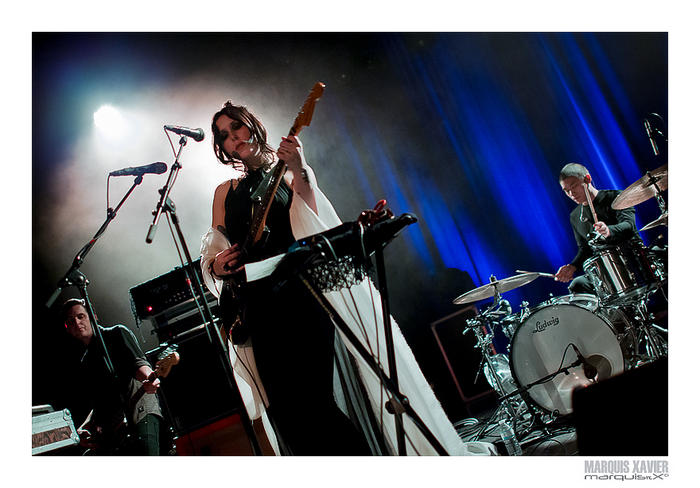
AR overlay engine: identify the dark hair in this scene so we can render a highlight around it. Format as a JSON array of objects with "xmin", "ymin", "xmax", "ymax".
[
  {"xmin": 211, "ymin": 102, "xmax": 276, "ymax": 173},
  {"xmin": 559, "ymin": 162, "xmax": 589, "ymax": 182},
  {"xmin": 60, "ymin": 298, "xmax": 88, "ymax": 326}
]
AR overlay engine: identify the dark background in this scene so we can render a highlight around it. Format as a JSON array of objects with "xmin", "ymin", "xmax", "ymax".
[{"xmin": 32, "ymin": 32, "xmax": 667, "ymax": 423}]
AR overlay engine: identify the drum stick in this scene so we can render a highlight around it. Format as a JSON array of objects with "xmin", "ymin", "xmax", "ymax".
[
  {"xmin": 582, "ymin": 179, "xmax": 599, "ymax": 224},
  {"xmin": 516, "ymin": 270, "xmax": 555, "ymax": 278}
]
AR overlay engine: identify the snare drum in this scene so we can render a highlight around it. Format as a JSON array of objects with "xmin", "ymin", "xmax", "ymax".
[
  {"xmin": 509, "ymin": 301, "xmax": 625, "ymax": 416},
  {"xmin": 583, "ymin": 244, "xmax": 664, "ymax": 305}
]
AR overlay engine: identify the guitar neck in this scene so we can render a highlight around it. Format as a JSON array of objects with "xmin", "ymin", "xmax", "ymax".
[{"xmin": 241, "ymin": 81, "xmax": 324, "ymax": 254}]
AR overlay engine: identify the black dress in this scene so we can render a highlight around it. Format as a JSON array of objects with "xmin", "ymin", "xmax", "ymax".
[{"xmin": 223, "ymin": 169, "xmax": 370, "ymax": 455}]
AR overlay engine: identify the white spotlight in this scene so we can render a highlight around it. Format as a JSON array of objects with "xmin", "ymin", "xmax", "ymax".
[{"xmin": 93, "ymin": 105, "xmax": 127, "ymax": 140}]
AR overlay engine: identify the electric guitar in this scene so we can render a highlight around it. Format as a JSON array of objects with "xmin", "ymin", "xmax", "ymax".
[
  {"xmin": 126, "ymin": 347, "xmax": 180, "ymax": 414},
  {"xmin": 219, "ymin": 82, "xmax": 325, "ymax": 342},
  {"xmin": 84, "ymin": 347, "xmax": 180, "ymax": 455}
]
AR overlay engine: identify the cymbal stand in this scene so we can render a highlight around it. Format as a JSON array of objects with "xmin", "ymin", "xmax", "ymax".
[
  {"xmin": 646, "ymin": 171, "xmax": 668, "ymax": 220},
  {"xmin": 627, "ymin": 295, "xmax": 667, "ymax": 364},
  {"xmin": 469, "ymin": 293, "xmax": 522, "ymax": 446}
]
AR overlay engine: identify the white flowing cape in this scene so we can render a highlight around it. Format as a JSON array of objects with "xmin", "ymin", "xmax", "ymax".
[{"xmin": 200, "ymin": 182, "xmax": 494, "ymax": 456}]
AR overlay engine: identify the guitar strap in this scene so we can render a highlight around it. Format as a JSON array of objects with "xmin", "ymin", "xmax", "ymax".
[{"xmin": 249, "ymin": 164, "xmax": 279, "ymax": 202}]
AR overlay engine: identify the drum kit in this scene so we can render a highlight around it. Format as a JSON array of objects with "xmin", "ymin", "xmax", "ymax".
[{"xmin": 453, "ymin": 164, "xmax": 669, "ymax": 451}]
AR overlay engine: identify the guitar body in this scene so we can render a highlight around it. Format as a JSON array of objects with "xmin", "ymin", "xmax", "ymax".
[{"xmin": 83, "ymin": 385, "xmax": 138, "ymax": 455}]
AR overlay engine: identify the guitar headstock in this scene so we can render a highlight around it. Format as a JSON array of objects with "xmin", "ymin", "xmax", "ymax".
[
  {"xmin": 154, "ymin": 346, "xmax": 180, "ymax": 378},
  {"xmin": 289, "ymin": 82, "xmax": 325, "ymax": 136}
]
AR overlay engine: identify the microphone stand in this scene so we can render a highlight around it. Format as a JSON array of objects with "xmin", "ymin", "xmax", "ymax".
[
  {"xmin": 277, "ymin": 235, "xmax": 448, "ymax": 455},
  {"xmin": 643, "ymin": 116, "xmax": 668, "ymax": 220},
  {"xmin": 499, "ymin": 357, "xmax": 584, "ymax": 404},
  {"xmin": 144, "ymin": 136, "xmax": 262, "ymax": 455},
  {"xmin": 373, "ymin": 247, "xmax": 407, "ymax": 455},
  {"xmin": 46, "ymin": 175, "xmax": 146, "ymax": 405}
]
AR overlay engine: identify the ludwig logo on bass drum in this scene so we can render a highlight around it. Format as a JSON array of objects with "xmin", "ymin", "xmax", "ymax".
[{"xmin": 532, "ymin": 316, "xmax": 560, "ymax": 333}]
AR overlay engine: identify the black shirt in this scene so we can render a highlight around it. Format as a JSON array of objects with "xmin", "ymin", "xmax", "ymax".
[
  {"xmin": 568, "ymin": 189, "xmax": 641, "ymax": 269},
  {"xmin": 80, "ymin": 325, "xmax": 161, "ymax": 428}
]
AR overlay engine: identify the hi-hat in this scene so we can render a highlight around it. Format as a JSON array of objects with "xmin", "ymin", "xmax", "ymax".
[
  {"xmin": 640, "ymin": 212, "xmax": 668, "ymax": 231},
  {"xmin": 612, "ymin": 165, "xmax": 668, "ymax": 210},
  {"xmin": 453, "ymin": 273, "xmax": 539, "ymax": 305}
]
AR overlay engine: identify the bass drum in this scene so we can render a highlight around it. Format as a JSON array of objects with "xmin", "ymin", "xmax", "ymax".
[
  {"xmin": 509, "ymin": 302, "xmax": 624, "ymax": 416},
  {"xmin": 549, "ymin": 293, "xmax": 599, "ymax": 311}
]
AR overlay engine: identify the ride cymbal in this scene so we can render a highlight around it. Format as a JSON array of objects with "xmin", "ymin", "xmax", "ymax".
[{"xmin": 612, "ymin": 165, "xmax": 668, "ymax": 209}]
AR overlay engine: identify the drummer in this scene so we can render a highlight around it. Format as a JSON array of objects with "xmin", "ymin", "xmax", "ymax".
[{"xmin": 554, "ymin": 163, "xmax": 642, "ymax": 293}]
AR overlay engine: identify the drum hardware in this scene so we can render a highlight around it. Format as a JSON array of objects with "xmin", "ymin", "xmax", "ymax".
[
  {"xmin": 455, "ymin": 286, "xmax": 524, "ymax": 442},
  {"xmin": 465, "ymin": 318, "xmax": 528, "ymax": 447},
  {"xmin": 597, "ymin": 295, "xmax": 667, "ymax": 368},
  {"xmin": 625, "ymin": 300, "xmax": 668, "ymax": 364}
]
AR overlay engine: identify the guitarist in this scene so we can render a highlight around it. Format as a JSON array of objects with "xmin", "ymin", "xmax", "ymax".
[
  {"xmin": 61, "ymin": 298, "xmax": 163, "ymax": 455},
  {"xmin": 200, "ymin": 102, "xmax": 371, "ymax": 455}
]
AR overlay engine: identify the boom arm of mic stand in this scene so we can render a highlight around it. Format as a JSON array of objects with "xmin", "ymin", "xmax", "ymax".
[
  {"xmin": 146, "ymin": 137, "xmax": 186, "ymax": 244},
  {"xmin": 46, "ymin": 174, "xmax": 144, "ymax": 308},
  {"xmin": 498, "ymin": 357, "xmax": 584, "ymax": 403}
]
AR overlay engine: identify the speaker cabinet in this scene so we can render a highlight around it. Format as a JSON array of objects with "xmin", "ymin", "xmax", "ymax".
[
  {"xmin": 148, "ymin": 325, "xmax": 246, "ymax": 435},
  {"xmin": 430, "ymin": 305, "xmax": 499, "ymax": 418},
  {"xmin": 573, "ymin": 358, "xmax": 668, "ymax": 456}
]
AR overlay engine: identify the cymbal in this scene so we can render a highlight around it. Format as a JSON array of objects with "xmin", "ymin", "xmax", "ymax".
[
  {"xmin": 640, "ymin": 211, "xmax": 668, "ymax": 231},
  {"xmin": 612, "ymin": 165, "xmax": 668, "ymax": 209},
  {"xmin": 453, "ymin": 273, "xmax": 539, "ymax": 305}
]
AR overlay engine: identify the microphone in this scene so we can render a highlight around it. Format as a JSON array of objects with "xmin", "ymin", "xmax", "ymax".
[
  {"xmin": 164, "ymin": 125, "xmax": 205, "ymax": 142},
  {"xmin": 571, "ymin": 344, "xmax": 598, "ymax": 380},
  {"xmin": 644, "ymin": 118, "xmax": 659, "ymax": 156},
  {"xmin": 109, "ymin": 162, "xmax": 167, "ymax": 177}
]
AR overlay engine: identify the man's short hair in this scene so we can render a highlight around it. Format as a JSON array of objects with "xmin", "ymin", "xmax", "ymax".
[
  {"xmin": 559, "ymin": 162, "xmax": 589, "ymax": 182},
  {"xmin": 60, "ymin": 298, "xmax": 87, "ymax": 322}
]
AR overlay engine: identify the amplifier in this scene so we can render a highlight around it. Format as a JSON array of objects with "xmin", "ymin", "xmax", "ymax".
[
  {"xmin": 129, "ymin": 258, "xmax": 209, "ymax": 319},
  {"xmin": 32, "ymin": 405, "xmax": 80, "ymax": 455},
  {"xmin": 129, "ymin": 258, "xmax": 220, "ymax": 340}
]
